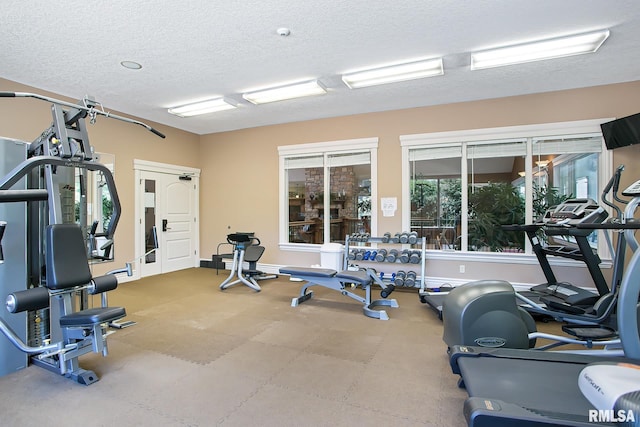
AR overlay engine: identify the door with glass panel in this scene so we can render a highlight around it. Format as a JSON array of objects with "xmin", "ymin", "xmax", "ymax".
[{"xmin": 140, "ymin": 170, "xmax": 197, "ymax": 277}]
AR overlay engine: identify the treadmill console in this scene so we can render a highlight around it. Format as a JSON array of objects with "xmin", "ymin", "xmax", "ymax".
[
  {"xmin": 541, "ymin": 198, "xmax": 607, "ymax": 226},
  {"xmin": 622, "ymin": 179, "xmax": 640, "ymax": 197}
]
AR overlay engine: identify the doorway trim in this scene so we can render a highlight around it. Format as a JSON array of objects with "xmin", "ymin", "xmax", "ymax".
[{"xmin": 133, "ymin": 159, "xmax": 201, "ymax": 279}]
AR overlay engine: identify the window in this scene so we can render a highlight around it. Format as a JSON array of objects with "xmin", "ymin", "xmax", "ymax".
[
  {"xmin": 279, "ymin": 138, "xmax": 378, "ymax": 249},
  {"xmin": 401, "ymin": 120, "xmax": 612, "ymax": 261}
]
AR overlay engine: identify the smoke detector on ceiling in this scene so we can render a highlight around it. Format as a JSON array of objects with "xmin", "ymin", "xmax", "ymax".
[{"xmin": 277, "ymin": 27, "xmax": 291, "ymax": 37}]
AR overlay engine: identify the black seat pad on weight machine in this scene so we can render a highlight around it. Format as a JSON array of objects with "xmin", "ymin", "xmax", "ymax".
[{"xmin": 279, "ymin": 267, "xmax": 337, "ymax": 277}]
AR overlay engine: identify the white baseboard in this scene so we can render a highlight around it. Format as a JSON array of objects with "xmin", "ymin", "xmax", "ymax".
[{"xmin": 202, "ymin": 260, "xmax": 599, "ymax": 294}]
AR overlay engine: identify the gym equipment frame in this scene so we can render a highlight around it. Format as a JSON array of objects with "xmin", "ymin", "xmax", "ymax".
[{"xmin": 0, "ymin": 92, "xmax": 163, "ymax": 383}]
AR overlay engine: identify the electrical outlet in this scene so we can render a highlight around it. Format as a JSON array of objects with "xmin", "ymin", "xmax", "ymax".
[{"xmin": 459, "ymin": 264, "xmax": 465, "ymax": 273}]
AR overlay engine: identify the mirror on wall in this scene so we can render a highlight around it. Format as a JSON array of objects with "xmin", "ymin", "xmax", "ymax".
[{"xmin": 73, "ymin": 152, "xmax": 116, "ymax": 263}]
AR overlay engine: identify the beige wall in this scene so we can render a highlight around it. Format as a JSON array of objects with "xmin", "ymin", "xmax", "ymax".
[
  {"xmin": 201, "ymin": 80, "xmax": 640, "ymax": 287},
  {"xmin": 2, "ymin": 76, "xmax": 640, "ymax": 287}
]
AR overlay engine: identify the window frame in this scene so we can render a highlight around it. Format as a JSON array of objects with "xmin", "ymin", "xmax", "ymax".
[
  {"xmin": 401, "ymin": 119, "xmax": 614, "ymax": 265},
  {"xmin": 278, "ymin": 137, "xmax": 378, "ymax": 252}
]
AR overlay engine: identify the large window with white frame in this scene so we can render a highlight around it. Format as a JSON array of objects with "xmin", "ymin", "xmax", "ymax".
[
  {"xmin": 401, "ymin": 120, "xmax": 612, "ymax": 260},
  {"xmin": 279, "ymin": 138, "xmax": 378, "ymax": 248}
]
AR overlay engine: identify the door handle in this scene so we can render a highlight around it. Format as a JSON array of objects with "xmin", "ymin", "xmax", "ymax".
[{"xmin": 162, "ymin": 219, "xmax": 171, "ymax": 232}]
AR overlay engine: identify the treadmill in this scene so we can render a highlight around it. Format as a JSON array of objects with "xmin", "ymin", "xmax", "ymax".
[
  {"xmin": 420, "ymin": 199, "xmax": 609, "ymax": 321},
  {"xmin": 420, "ymin": 285, "xmax": 452, "ymax": 320},
  {"xmin": 447, "ymin": 180, "xmax": 640, "ymax": 426},
  {"xmin": 421, "ymin": 166, "xmax": 626, "ymax": 321},
  {"xmin": 514, "ymin": 198, "xmax": 609, "ymax": 311}
]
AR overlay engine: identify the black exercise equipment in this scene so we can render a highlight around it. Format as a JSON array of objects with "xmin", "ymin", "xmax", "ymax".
[
  {"xmin": 446, "ymin": 179, "xmax": 640, "ymax": 426},
  {"xmin": 422, "ymin": 166, "xmax": 627, "ymax": 321},
  {"xmin": 0, "ymin": 91, "xmax": 161, "ymax": 383},
  {"xmin": 219, "ymin": 233, "xmax": 276, "ymax": 292},
  {"xmin": 0, "ymin": 224, "xmax": 125, "ymax": 385},
  {"xmin": 511, "ymin": 198, "xmax": 609, "ymax": 312},
  {"xmin": 443, "ymin": 188, "xmax": 640, "ymax": 353},
  {"xmin": 443, "ymin": 280, "xmax": 537, "ymax": 350}
]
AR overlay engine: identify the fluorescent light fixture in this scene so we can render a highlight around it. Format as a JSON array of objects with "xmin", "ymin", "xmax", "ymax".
[
  {"xmin": 168, "ymin": 98, "xmax": 236, "ymax": 117},
  {"xmin": 242, "ymin": 80, "xmax": 326, "ymax": 104},
  {"xmin": 470, "ymin": 30, "xmax": 610, "ymax": 70},
  {"xmin": 342, "ymin": 58, "xmax": 444, "ymax": 89}
]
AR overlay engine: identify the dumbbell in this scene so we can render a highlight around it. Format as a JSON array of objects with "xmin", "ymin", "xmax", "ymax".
[
  {"xmin": 352, "ymin": 233, "xmax": 367, "ymax": 242},
  {"xmin": 399, "ymin": 231, "xmax": 410, "ymax": 244},
  {"xmin": 382, "ymin": 232, "xmax": 391, "ymax": 243},
  {"xmin": 375, "ymin": 249, "xmax": 387, "ymax": 262},
  {"xmin": 394, "ymin": 270, "xmax": 406, "ymax": 287},
  {"xmin": 348, "ymin": 249, "xmax": 359, "ymax": 260},
  {"xmin": 408, "ymin": 231, "xmax": 418, "ymax": 244},
  {"xmin": 409, "ymin": 250, "xmax": 421, "ymax": 264},
  {"xmin": 399, "ymin": 249, "xmax": 411, "ymax": 263},
  {"xmin": 404, "ymin": 271, "xmax": 417, "ymax": 287},
  {"xmin": 392, "ymin": 232, "xmax": 401, "ymax": 243},
  {"xmin": 386, "ymin": 249, "xmax": 399, "ymax": 263},
  {"xmin": 355, "ymin": 249, "xmax": 365, "ymax": 261}
]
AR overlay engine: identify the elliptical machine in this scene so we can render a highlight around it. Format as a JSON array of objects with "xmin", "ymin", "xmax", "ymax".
[{"xmin": 443, "ymin": 170, "xmax": 640, "ymax": 353}]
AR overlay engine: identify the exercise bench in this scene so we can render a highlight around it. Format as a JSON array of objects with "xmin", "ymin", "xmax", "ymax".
[
  {"xmin": 0, "ymin": 223, "xmax": 126, "ymax": 385},
  {"xmin": 279, "ymin": 266, "xmax": 399, "ymax": 320}
]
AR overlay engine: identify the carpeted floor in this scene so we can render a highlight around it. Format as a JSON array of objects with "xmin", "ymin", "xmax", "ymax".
[{"xmin": 0, "ymin": 268, "xmax": 469, "ymax": 426}]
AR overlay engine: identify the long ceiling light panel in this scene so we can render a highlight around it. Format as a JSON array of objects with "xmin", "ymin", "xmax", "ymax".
[
  {"xmin": 470, "ymin": 30, "xmax": 610, "ymax": 70},
  {"xmin": 242, "ymin": 80, "xmax": 327, "ymax": 105},
  {"xmin": 168, "ymin": 98, "xmax": 236, "ymax": 117},
  {"xmin": 341, "ymin": 58, "xmax": 444, "ymax": 89}
]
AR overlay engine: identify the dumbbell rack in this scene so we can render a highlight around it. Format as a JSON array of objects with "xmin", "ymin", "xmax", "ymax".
[{"xmin": 343, "ymin": 234, "xmax": 427, "ymax": 293}]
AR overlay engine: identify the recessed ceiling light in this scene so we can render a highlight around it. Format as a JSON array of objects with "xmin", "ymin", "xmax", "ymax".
[{"xmin": 120, "ymin": 61, "xmax": 142, "ymax": 70}]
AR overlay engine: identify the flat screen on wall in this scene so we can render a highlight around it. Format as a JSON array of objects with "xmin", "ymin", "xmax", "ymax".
[{"xmin": 601, "ymin": 112, "xmax": 640, "ymax": 150}]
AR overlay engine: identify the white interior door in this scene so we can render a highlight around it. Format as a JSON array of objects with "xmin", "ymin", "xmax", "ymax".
[{"xmin": 139, "ymin": 169, "xmax": 198, "ymax": 277}]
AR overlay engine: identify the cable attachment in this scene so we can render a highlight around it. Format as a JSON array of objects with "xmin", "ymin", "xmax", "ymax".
[{"xmin": 83, "ymin": 95, "xmax": 105, "ymax": 125}]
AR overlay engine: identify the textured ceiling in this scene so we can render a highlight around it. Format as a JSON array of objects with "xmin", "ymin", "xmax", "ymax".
[{"xmin": 2, "ymin": 0, "xmax": 640, "ymax": 135}]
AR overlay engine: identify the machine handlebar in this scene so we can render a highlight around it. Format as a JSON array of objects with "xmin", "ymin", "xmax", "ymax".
[
  {"xmin": 0, "ymin": 91, "xmax": 165, "ymax": 139},
  {"xmin": 576, "ymin": 219, "xmax": 640, "ymax": 230}
]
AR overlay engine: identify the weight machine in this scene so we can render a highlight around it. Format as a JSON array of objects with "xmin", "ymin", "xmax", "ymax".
[{"xmin": 0, "ymin": 91, "xmax": 164, "ymax": 384}]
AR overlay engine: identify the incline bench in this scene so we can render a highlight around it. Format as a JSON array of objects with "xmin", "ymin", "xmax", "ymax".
[{"xmin": 279, "ymin": 266, "xmax": 398, "ymax": 320}]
